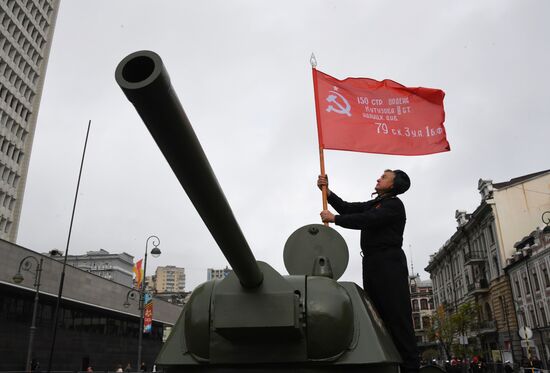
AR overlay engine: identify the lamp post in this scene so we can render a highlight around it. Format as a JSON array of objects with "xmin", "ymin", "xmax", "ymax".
[
  {"xmin": 13, "ymin": 256, "xmax": 43, "ymax": 373},
  {"xmin": 543, "ymin": 211, "xmax": 550, "ymax": 234},
  {"xmin": 125, "ymin": 235, "xmax": 161, "ymax": 372}
]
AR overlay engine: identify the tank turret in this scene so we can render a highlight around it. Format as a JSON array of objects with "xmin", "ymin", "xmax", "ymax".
[{"xmin": 116, "ymin": 50, "xmax": 403, "ymax": 372}]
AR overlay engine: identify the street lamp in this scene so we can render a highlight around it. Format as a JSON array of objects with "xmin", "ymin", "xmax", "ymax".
[
  {"xmin": 542, "ymin": 211, "xmax": 550, "ymax": 234},
  {"xmin": 125, "ymin": 235, "xmax": 161, "ymax": 372},
  {"xmin": 13, "ymin": 256, "xmax": 44, "ymax": 373},
  {"xmin": 123, "ymin": 289, "xmax": 140, "ymax": 309}
]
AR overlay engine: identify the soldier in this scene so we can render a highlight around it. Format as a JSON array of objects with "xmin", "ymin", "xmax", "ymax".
[{"xmin": 318, "ymin": 169, "xmax": 419, "ymax": 373}]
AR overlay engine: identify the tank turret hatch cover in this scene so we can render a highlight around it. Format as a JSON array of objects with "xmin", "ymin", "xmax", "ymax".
[{"xmin": 284, "ymin": 224, "xmax": 349, "ymax": 280}]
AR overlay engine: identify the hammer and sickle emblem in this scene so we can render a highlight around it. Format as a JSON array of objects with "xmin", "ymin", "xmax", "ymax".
[{"xmin": 326, "ymin": 91, "xmax": 352, "ymax": 117}]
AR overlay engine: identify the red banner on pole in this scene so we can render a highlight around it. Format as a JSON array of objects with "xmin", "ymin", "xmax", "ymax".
[
  {"xmin": 313, "ymin": 69, "xmax": 449, "ymax": 156},
  {"xmin": 143, "ymin": 293, "xmax": 153, "ymax": 334}
]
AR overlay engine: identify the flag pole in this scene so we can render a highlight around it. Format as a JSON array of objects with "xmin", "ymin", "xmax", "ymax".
[{"xmin": 310, "ymin": 53, "xmax": 328, "ymax": 226}]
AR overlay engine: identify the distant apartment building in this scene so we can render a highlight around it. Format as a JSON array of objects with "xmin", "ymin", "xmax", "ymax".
[
  {"xmin": 426, "ymin": 170, "xmax": 550, "ymax": 363},
  {"xmin": 207, "ymin": 266, "xmax": 232, "ymax": 281},
  {"xmin": 155, "ymin": 265, "xmax": 185, "ymax": 292},
  {"xmin": 409, "ymin": 274, "xmax": 436, "ymax": 351},
  {"xmin": 0, "ymin": 0, "xmax": 60, "ymax": 241},
  {"xmin": 144, "ymin": 274, "xmax": 155, "ymax": 292}
]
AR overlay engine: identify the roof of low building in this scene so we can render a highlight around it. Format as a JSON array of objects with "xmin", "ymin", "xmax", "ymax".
[{"xmin": 493, "ymin": 169, "xmax": 550, "ymax": 189}]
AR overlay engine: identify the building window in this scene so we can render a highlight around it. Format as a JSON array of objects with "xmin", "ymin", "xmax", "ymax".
[
  {"xmin": 422, "ymin": 316, "xmax": 431, "ymax": 329},
  {"xmin": 524, "ymin": 277, "xmax": 531, "ymax": 295},
  {"xmin": 413, "ymin": 314, "xmax": 421, "ymax": 330},
  {"xmin": 493, "ymin": 255, "xmax": 500, "ymax": 276},
  {"xmin": 488, "ymin": 226, "xmax": 495, "ymax": 244},
  {"xmin": 412, "ymin": 300, "xmax": 419, "ymax": 311},
  {"xmin": 515, "ymin": 280, "xmax": 522, "ymax": 297},
  {"xmin": 541, "ymin": 307, "xmax": 548, "ymax": 326},
  {"xmin": 543, "ymin": 268, "xmax": 550, "ymax": 288},
  {"xmin": 530, "ymin": 310, "xmax": 537, "ymax": 327},
  {"xmin": 520, "ymin": 312, "xmax": 526, "ymax": 327},
  {"xmin": 485, "ymin": 303, "xmax": 493, "ymax": 321},
  {"xmin": 533, "ymin": 272, "xmax": 541, "ymax": 292}
]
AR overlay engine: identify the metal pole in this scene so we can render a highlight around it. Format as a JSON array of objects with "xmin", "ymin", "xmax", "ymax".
[
  {"xmin": 137, "ymin": 245, "xmax": 147, "ymax": 371},
  {"xmin": 26, "ymin": 258, "xmax": 43, "ymax": 372},
  {"xmin": 499, "ymin": 295, "xmax": 516, "ymax": 365},
  {"xmin": 47, "ymin": 120, "xmax": 92, "ymax": 373},
  {"xmin": 137, "ymin": 235, "xmax": 159, "ymax": 371}
]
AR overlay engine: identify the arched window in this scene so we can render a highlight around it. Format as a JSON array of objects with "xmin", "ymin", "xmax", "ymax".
[{"xmin": 413, "ymin": 314, "xmax": 421, "ymax": 330}]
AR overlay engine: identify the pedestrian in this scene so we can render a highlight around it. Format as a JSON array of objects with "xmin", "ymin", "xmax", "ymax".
[
  {"xmin": 124, "ymin": 363, "xmax": 132, "ymax": 372},
  {"xmin": 140, "ymin": 362, "xmax": 147, "ymax": 372},
  {"xmin": 504, "ymin": 361, "xmax": 513, "ymax": 373},
  {"xmin": 31, "ymin": 359, "xmax": 40, "ymax": 372},
  {"xmin": 318, "ymin": 169, "xmax": 418, "ymax": 373}
]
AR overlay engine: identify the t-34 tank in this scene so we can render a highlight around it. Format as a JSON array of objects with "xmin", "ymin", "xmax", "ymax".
[{"xmin": 115, "ymin": 51, "xmax": 403, "ymax": 372}]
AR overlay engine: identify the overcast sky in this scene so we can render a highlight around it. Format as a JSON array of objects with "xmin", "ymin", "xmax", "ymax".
[{"xmin": 17, "ymin": 0, "xmax": 550, "ymax": 290}]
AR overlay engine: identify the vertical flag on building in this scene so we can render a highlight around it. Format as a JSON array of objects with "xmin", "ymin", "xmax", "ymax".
[
  {"xmin": 133, "ymin": 259, "xmax": 143, "ymax": 289},
  {"xmin": 143, "ymin": 293, "xmax": 153, "ymax": 334},
  {"xmin": 312, "ymin": 68, "xmax": 449, "ymax": 156}
]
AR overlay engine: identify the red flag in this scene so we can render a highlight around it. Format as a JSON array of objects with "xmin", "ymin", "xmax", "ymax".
[
  {"xmin": 313, "ymin": 69, "xmax": 449, "ymax": 156},
  {"xmin": 133, "ymin": 259, "xmax": 143, "ymax": 289}
]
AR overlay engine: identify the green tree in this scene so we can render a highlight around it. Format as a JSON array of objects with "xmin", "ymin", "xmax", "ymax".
[
  {"xmin": 427, "ymin": 302, "xmax": 480, "ymax": 358},
  {"xmin": 428, "ymin": 304, "xmax": 453, "ymax": 359}
]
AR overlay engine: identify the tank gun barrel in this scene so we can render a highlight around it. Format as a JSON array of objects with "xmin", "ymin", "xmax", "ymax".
[{"xmin": 115, "ymin": 50, "xmax": 263, "ymax": 288}]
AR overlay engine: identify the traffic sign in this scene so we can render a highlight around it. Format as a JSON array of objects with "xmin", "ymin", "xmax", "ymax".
[
  {"xmin": 520, "ymin": 339, "xmax": 535, "ymax": 348},
  {"xmin": 519, "ymin": 327, "xmax": 534, "ymax": 340}
]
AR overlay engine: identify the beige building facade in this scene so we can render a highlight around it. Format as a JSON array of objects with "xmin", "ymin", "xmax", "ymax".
[
  {"xmin": 480, "ymin": 171, "xmax": 550, "ymax": 265},
  {"xmin": 155, "ymin": 265, "xmax": 186, "ymax": 293}
]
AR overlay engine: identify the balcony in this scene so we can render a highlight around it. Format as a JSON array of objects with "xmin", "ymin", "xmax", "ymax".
[
  {"xmin": 467, "ymin": 278, "xmax": 489, "ymax": 294},
  {"xmin": 475, "ymin": 320, "xmax": 497, "ymax": 335},
  {"xmin": 464, "ymin": 251, "xmax": 486, "ymax": 265}
]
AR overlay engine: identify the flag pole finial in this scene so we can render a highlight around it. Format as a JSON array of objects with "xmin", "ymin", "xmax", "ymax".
[{"xmin": 310, "ymin": 53, "xmax": 317, "ymax": 68}]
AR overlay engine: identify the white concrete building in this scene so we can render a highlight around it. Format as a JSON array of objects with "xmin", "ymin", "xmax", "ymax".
[
  {"xmin": 207, "ymin": 266, "xmax": 232, "ymax": 281},
  {"xmin": 0, "ymin": 0, "xmax": 60, "ymax": 241},
  {"xmin": 49, "ymin": 248, "xmax": 134, "ymax": 287}
]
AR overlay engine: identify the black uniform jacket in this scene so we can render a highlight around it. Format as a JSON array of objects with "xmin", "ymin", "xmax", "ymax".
[{"xmin": 328, "ymin": 191, "xmax": 406, "ymax": 255}]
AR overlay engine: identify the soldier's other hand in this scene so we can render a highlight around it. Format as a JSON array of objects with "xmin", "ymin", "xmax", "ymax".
[
  {"xmin": 317, "ymin": 175, "xmax": 329, "ymax": 191},
  {"xmin": 320, "ymin": 210, "xmax": 335, "ymax": 223}
]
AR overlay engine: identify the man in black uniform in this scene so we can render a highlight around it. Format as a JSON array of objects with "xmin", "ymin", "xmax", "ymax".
[{"xmin": 318, "ymin": 169, "xmax": 419, "ymax": 373}]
